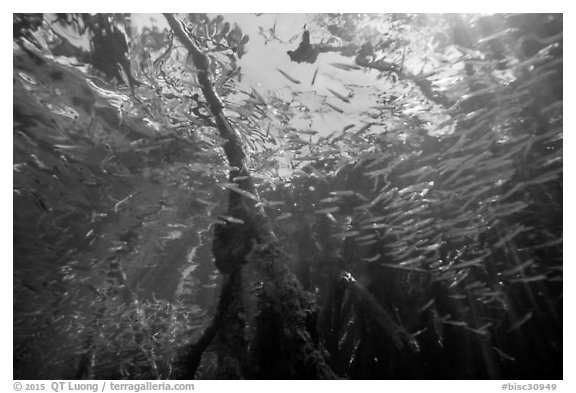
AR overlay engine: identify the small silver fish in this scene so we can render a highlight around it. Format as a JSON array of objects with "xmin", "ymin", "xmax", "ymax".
[
  {"xmin": 276, "ymin": 68, "xmax": 301, "ymax": 84},
  {"xmin": 275, "ymin": 213, "xmax": 293, "ymax": 221},
  {"xmin": 327, "ymin": 88, "xmax": 350, "ymax": 103}
]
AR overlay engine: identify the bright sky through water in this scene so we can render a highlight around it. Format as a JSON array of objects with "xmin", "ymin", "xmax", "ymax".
[{"xmin": 133, "ymin": 13, "xmax": 393, "ymax": 138}]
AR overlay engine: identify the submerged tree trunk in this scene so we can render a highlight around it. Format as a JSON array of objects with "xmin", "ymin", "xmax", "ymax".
[
  {"xmin": 340, "ymin": 272, "xmax": 420, "ymax": 353},
  {"xmin": 246, "ymin": 243, "xmax": 336, "ymax": 379},
  {"xmin": 164, "ymin": 14, "xmax": 336, "ymax": 379}
]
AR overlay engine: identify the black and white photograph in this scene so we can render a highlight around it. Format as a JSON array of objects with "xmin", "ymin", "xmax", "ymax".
[{"xmin": 12, "ymin": 10, "xmax": 564, "ymax": 382}]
